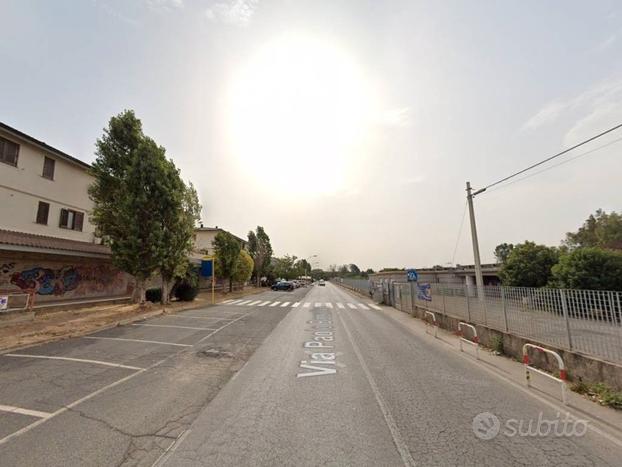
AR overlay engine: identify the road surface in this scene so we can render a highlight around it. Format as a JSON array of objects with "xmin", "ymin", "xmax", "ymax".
[{"xmin": 1, "ymin": 282, "xmax": 621, "ymax": 466}]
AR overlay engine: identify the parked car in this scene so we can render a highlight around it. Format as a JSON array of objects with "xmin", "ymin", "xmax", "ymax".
[
  {"xmin": 318, "ymin": 279, "xmax": 325, "ymax": 286},
  {"xmin": 272, "ymin": 281, "xmax": 294, "ymax": 291}
]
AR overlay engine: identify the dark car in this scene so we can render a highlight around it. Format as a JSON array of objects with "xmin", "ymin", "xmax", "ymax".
[{"xmin": 272, "ymin": 281, "xmax": 294, "ymax": 291}]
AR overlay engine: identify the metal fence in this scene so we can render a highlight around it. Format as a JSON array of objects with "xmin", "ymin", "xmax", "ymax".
[{"xmin": 386, "ymin": 282, "xmax": 622, "ymax": 365}]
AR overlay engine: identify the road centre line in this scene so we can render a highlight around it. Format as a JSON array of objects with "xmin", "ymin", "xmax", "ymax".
[
  {"xmin": 269, "ymin": 302, "xmax": 281, "ymax": 307},
  {"xmin": 83, "ymin": 337, "xmax": 192, "ymax": 347},
  {"xmin": 4, "ymin": 354, "xmax": 143, "ymax": 371},
  {"xmin": 0, "ymin": 405, "xmax": 52, "ymax": 419},
  {"xmin": 258, "ymin": 301, "xmax": 271, "ymax": 307},
  {"xmin": 347, "ymin": 303, "xmax": 358, "ymax": 309},
  {"xmin": 130, "ymin": 323, "xmax": 217, "ymax": 331},
  {"xmin": 0, "ymin": 307, "xmax": 260, "ymax": 447},
  {"xmin": 280, "ymin": 302, "xmax": 290, "ymax": 307}
]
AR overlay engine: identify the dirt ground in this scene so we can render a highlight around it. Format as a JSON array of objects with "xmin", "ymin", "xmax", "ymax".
[{"xmin": 0, "ymin": 287, "xmax": 262, "ymax": 352}]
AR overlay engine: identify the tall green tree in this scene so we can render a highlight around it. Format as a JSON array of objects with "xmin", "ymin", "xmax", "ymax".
[
  {"xmin": 494, "ymin": 243, "xmax": 514, "ymax": 264},
  {"xmin": 214, "ymin": 231, "xmax": 242, "ymax": 292},
  {"xmin": 549, "ymin": 247, "xmax": 622, "ymax": 291},
  {"xmin": 233, "ymin": 250, "xmax": 254, "ymax": 284},
  {"xmin": 564, "ymin": 209, "xmax": 622, "ymax": 250},
  {"xmin": 271, "ymin": 255, "xmax": 298, "ymax": 279},
  {"xmin": 247, "ymin": 226, "xmax": 273, "ymax": 286},
  {"xmin": 349, "ymin": 264, "xmax": 361, "ymax": 275},
  {"xmin": 500, "ymin": 241, "xmax": 559, "ymax": 288}
]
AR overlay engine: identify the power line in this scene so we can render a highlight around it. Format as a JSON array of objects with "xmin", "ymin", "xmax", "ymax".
[
  {"xmin": 450, "ymin": 201, "xmax": 467, "ymax": 265},
  {"xmin": 486, "ymin": 136, "xmax": 622, "ymax": 194},
  {"xmin": 476, "ymin": 122, "xmax": 622, "ymax": 195}
]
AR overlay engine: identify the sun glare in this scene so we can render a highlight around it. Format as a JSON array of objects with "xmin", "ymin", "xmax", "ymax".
[{"xmin": 227, "ymin": 33, "xmax": 375, "ymax": 196}]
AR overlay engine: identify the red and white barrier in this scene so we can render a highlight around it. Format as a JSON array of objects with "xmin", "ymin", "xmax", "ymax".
[
  {"xmin": 424, "ymin": 311, "xmax": 438, "ymax": 337},
  {"xmin": 522, "ymin": 343, "xmax": 568, "ymax": 405},
  {"xmin": 457, "ymin": 322, "xmax": 479, "ymax": 360}
]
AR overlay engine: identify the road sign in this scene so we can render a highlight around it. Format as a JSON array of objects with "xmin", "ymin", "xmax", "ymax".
[
  {"xmin": 406, "ymin": 269, "xmax": 418, "ymax": 282},
  {"xmin": 417, "ymin": 283, "xmax": 432, "ymax": 301},
  {"xmin": 0, "ymin": 296, "xmax": 7, "ymax": 310},
  {"xmin": 201, "ymin": 258, "xmax": 214, "ymax": 278}
]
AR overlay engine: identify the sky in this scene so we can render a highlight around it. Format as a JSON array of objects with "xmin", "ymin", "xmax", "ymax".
[{"xmin": 2, "ymin": 0, "xmax": 622, "ymax": 271}]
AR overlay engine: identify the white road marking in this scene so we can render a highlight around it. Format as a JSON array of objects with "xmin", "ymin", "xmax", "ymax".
[
  {"xmin": 347, "ymin": 303, "xmax": 358, "ymax": 309},
  {"xmin": 246, "ymin": 300, "xmax": 262, "ymax": 306},
  {"xmin": 258, "ymin": 301, "xmax": 271, "ymax": 307},
  {"xmin": 236, "ymin": 300, "xmax": 252, "ymax": 305},
  {"xmin": 336, "ymin": 302, "xmax": 345, "ymax": 309},
  {"xmin": 221, "ymin": 299, "xmax": 235, "ymax": 304},
  {"xmin": 83, "ymin": 337, "xmax": 192, "ymax": 347},
  {"xmin": 0, "ymin": 405, "xmax": 52, "ymax": 419},
  {"xmin": 292, "ymin": 302, "xmax": 300, "ymax": 308},
  {"xmin": 325, "ymin": 303, "xmax": 333, "ymax": 308},
  {"xmin": 368, "ymin": 303, "xmax": 382, "ymax": 310},
  {"xmin": 337, "ymin": 312, "xmax": 416, "ymax": 467},
  {"xmin": 161, "ymin": 316, "xmax": 232, "ymax": 321},
  {"xmin": 303, "ymin": 302, "xmax": 311, "ymax": 308},
  {"xmin": 4, "ymin": 354, "xmax": 143, "ymax": 371},
  {"xmin": 226, "ymin": 299, "xmax": 242, "ymax": 305},
  {"xmin": 269, "ymin": 301, "xmax": 281, "ymax": 307},
  {"xmin": 357, "ymin": 303, "xmax": 369, "ymax": 310},
  {"xmin": 314, "ymin": 303, "xmax": 322, "ymax": 307},
  {"xmin": 130, "ymin": 323, "xmax": 217, "ymax": 331},
  {"xmin": 280, "ymin": 302, "xmax": 290, "ymax": 307}
]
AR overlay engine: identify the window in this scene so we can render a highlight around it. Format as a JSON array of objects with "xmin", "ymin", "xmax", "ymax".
[
  {"xmin": 59, "ymin": 208, "xmax": 84, "ymax": 231},
  {"xmin": 36, "ymin": 201, "xmax": 50, "ymax": 225},
  {"xmin": 0, "ymin": 136, "xmax": 19, "ymax": 166},
  {"xmin": 42, "ymin": 156, "xmax": 55, "ymax": 180}
]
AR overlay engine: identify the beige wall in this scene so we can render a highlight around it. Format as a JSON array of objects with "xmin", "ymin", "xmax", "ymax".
[
  {"xmin": 0, "ymin": 129, "xmax": 96, "ymax": 242},
  {"xmin": 193, "ymin": 230, "xmax": 218, "ymax": 255}
]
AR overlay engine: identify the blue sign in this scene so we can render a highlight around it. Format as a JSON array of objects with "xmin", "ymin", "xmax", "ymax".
[
  {"xmin": 200, "ymin": 259, "xmax": 214, "ymax": 278},
  {"xmin": 406, "ymin": 269, "xmax": 418, "ymax": 282},
  {"xmin": 417, "ymin": 283, "xmax": 432, "ymax": 301}
]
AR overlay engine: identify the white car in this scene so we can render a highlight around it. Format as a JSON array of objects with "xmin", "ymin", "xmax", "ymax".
[{"xmin": 318, "ymin": 279, "xmax": 325, "ymax": 286}]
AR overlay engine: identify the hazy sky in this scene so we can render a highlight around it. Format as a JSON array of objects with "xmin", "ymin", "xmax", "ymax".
[{"xmin": 2, "ymin": 0, "xmax": 622, "ymax": 270}]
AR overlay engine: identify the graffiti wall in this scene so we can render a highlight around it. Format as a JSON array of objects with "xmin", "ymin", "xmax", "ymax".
[{"xmin": 0, "ymin": 256, "xmax": 134, "ymax": 303}]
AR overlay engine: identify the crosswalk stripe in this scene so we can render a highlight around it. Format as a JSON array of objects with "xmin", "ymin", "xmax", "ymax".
[
  {"xmin": 326, "ymin": 303, "xmax": 333, "ymax": 308},
  {"xmin": 368, "ymin": 303, "xmax": 382, "ymax": 310},
  {"xmin": 314, "ymin": 303, "xmax": 322, "ymax": 307},
  {"xmin": 292, "ymin": 302, "xmax": 300, "ymax": 308},
  {"xmin": 357, "ymin": 303, "xmax": 369, "ymax": 310},
  {"xmin": 237, "ymin": 300, "xmax": 252, "ymax": 305},
  {"xmin": 336, "ymin": 303, "xmax": 345, "ymax": 309},
  {"xmin": 221, "ymin": 299, "xmax": 234, "ymax": 304},
  {"xmin": 303, "ymin": 302, "xmax": 311, "ymax": 308},
  {"xmin": 247, "ymin": 300, "xmax": 262, "ymax": 306},
  {"xmin": 347, "ymin": 303, "xmax": 357, "ymax": 309},
  {"xmin": 269, "ymin": 301, "xmax": 281, "ymax": 307},
  {"xmin": 227, "ymin": 299, "xmax": 242, "ymax": 305},
  {"xmin": 258, "ymin": 301, "xmax": 271, "ymax": 307},
  {"xmin": 280, "ymin": 302, "xmax": 290, "ymax": 307}
]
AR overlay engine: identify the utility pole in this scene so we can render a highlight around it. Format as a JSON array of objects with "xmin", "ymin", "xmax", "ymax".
[{"xmin": 466, "ymin": 181, "xmax": 485, "ymax": 302}]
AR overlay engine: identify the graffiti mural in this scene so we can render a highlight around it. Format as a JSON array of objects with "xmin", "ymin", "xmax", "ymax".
[{"xmin": 2, "ymin": 259, "xmax": 133, "ymax": 302}]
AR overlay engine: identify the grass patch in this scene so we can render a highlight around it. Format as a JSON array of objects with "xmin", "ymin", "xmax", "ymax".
[
  {"xmin": 489, "ymin": 335, "xmax": 504, "ymax": 355},
  {"xmin": 571, "ymin": 380, "xmax": 622, "ymax": 410}
]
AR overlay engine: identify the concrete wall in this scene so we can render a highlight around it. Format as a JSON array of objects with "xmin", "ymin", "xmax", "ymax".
[
  {"xmin": 0, "ymin": 251, "xmax": 133, "ymax": 304},
  {"xmin": 0, "ymin": 128, "xmax": 96, "ymax": 242}
]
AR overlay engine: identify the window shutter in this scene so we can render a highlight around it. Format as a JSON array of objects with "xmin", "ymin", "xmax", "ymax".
[
  {"xmin": 43, "ymin": 157, "xmax": 55, "ymax": 179},
  {"xmin": 36, "ymin": 202, "xmax": 50, "ymax": 225},
  {"xmin": 59, "ymin": 209, "xmax": 68, "ymax": 228},
  {"xmin": 74, "ymin": 212, "xmax": 84, "ymax": 231}
]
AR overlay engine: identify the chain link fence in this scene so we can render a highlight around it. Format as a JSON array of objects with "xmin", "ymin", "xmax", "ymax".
[{"xmin": 385, "ymin": 281, "xmax": 622, "ymax": 364}]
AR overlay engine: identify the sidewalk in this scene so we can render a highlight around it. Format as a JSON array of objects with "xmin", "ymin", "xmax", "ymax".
[{"xmin": 0, "ymin": 287, "xmax": 262, "ymax": 352}]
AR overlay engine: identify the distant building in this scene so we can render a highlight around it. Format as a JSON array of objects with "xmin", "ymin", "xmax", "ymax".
[
  {"xmin": 193, "ymin": 226, "xmax": 247, "ymax": 257},
  {"xmin": 370, "ymin": 264, "xmax": 501, "ymax": 288},
  {"xmin": 0, "ymin": 122, "xmax": 132, "ymax": 310}
]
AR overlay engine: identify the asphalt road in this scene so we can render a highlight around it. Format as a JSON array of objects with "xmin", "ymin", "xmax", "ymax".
[
  {"xmin": 162, "ymin": 282, "xmax": 622, "ymax": 466},
  {"xmin": 0, "ymin": 286, "xmax": 310, "ymax": 466}
]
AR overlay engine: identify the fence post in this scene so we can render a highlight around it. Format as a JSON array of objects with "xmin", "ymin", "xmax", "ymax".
[
  {"xmin": 465, "ymin": 284, "xmax": 471, "ymax": 322},
  {"xmin": 410, "ymin": 281, "xmax": 416, "ymax": 316},
  {"xmin": 441, "ymin": 285, "xmax": 447, "ymax": 314},
  {"xmin": 501, "ymin": 286, "xmax": 509, "ymax": 332},
  {"xmin": 560, "ymin": 289, "xmax": 573, "ymax": 350}
]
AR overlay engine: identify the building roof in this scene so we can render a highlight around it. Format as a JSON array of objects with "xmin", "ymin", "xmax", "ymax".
[
  {"xmin": 194, "ymin": 226, "xmax": 246, "ymax": 244},
  {"xmin": 0, "ymin": 229, "xmax": 110, "ymax": 257},
  {"xmin": 0, "ymin": 121, "xmax": 91, "ymax": 170}
]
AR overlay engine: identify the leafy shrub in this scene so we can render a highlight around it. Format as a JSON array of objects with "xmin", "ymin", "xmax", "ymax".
[
  {"xmin": 174, "ymin": 281, "xmax": 198, "ymax": 301},
  {"xmin": 489, "ymin": 335, "xmax": 504, "ymax": 354},
  {"xmin": 146, "ymin": 288, "xmax": 162, "ymax": 303}
]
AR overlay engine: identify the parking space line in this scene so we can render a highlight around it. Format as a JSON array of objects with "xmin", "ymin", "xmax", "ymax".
[
  {"xmin": 357, "ymin": 303, "xmax": 370, "ymax": 310},
  {"xmin": 130, "ymin": 324, "xmax": 218, "ymax": 331},
  {"xmin": 280, "ymin": 302, "xmax": 290, "ymax": 307},
  {"xmin": 326, "ymin": 303, "xmax": 333, "ymax": 308},
  {"xmin": 368, "ymin": 303, "xmax": 382, "ymax": 310},
  {"xmin": 4, "ymin": 354, "xmax": 143, "ymax": 371},
  {"xmin": 337, "ymin": 302, "xmax": 345, "ymax": 309},
  {"xmin": 347, "ymin": 303, "xmax": 358, "ymax": 309},
  {"xmin": 83, "ymin": 337, "xmax": 192, "ymax": 347},
  {"xmin": 0, "ymin": 405, "xmax": 52, "ymax": 419},
  {"xmin": 247, "ymin": 300, "xmax": 262, "ymax": 306},
  {"xmin": 303, "ymin": 302, "xmax": 311, "ymax": 308},
  {"xmin": 292, "ymin": 302, "xmax": 300, "ymax": 307},
  {"xmin": 269, "ymin": 302, "xmax": 281, "ymax": 307},
  {"xmin": 257, "ymin": 301, "xmax": 271, "ymax": 307}
]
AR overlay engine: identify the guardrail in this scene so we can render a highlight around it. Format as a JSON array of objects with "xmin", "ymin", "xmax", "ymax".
[
  {"xmin": 424, "ymin": 311, "xmax": 438, "ymax": 337},
  {"xmin": 523, "ymin": 343, "xmax": 568, "ymax": 404},
  {"xmin": 457, "ymin": 322, "xmax": 479, "ymax": 360}
]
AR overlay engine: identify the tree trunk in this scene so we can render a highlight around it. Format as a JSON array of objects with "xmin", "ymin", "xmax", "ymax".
[
  {"xmin": 136, "ymin": 278, "xmax": 146, "ymax": 305},
  {"xmin": 161, "ymin": 277, "xmax": 169, "ymax": 305}
]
